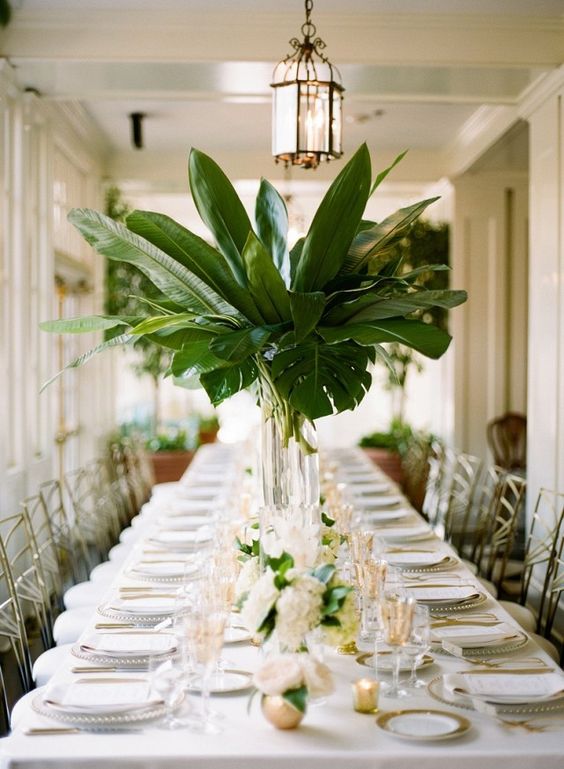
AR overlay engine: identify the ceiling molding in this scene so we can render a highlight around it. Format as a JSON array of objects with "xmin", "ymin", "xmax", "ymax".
[
  {"xmin": 518, "ymin": 63, "xmax": 564, "ymax": 118},
  {"xmin": 3, "ymin": 10, "xmax": 563, "ymax": 66}
]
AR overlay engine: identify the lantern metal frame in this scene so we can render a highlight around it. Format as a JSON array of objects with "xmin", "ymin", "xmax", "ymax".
[{"xmin": 271, "ymin": 0, "xmax": 344, "ymax": 169}]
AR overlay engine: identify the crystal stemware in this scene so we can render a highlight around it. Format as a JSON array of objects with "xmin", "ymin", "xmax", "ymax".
[
  {"xmin": 402, "ymin": 605, "xmax": 431, "ymax": 690},
  {"xmin": 149, "ymin": 657, "xmax": 187, "ymax": 730},
  {"xmin": 380, "ymin": 592, "xmax": 415, "ymax": 698}
]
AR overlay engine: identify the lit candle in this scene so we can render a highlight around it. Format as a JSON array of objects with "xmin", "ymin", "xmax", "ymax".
[{"xmin": 352, "ymin": 678, "xmax": 380, "ymax": 714}]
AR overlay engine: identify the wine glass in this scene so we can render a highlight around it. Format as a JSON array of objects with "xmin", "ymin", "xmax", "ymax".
[
  {"xmin": 379, "ymin": 592, "xmax": 415, "ymax": 698},
  {"xmin": 184, "ymin": 606, "xmax": 227, "ymax": 734},
  {"xmin": 149, "ymin": 657, "xmax": 187, "ymax": 729},
  {"xmin": 358, "ymin": 557, "xmax": 387, "ymax": 641},
  {"xmin": 403, "ymin": 605, "xmax": 431, "ymax": 690}
]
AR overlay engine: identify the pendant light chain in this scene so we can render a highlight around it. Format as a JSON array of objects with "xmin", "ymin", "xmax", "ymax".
[{"xmin": 302, "ymin": 0, "xmax": 316, "ymax": 40}]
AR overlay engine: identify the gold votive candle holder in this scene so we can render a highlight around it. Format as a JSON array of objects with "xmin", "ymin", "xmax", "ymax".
[{"xmin": 352, "ymin": 678, "xmax": 380, "ymax": 714}]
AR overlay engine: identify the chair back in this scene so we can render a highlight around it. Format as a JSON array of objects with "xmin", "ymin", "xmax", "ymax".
[
  {"xmin": 401, "ymin": 435, "xmax": 433, "ymax": 514},
  {"xmin": 480, "ymin": 473, "xmax": 527, "ymax": 591},
  {"xmin": 65, "ymin": 467, "xmax": 112, "ymax": 563},
  {"xmin": 423, "ymin": 441, "xmax": 455, "ymax": 530},
  {"xmin": 486, "ymin": 412, "xmax": 526, "ymax": 470},
  {"xmin": 0, "ymin": 511, "xmax": 53, "ymax": 650},
  {"xmin": 522, "ymin": 489, "xmax": 564, "ymax": 635},
  {"xmin": 39, "ymin": 479, "xmax": 91, "ymax": 584},
  {"xmin": 0, "ymin": 538, "xmax": 34, "ymax": 692},
  {"xmin": 21, "ymin": 494, "xmax": 64, "ymax": 613},
  {"xmin": 468, "ymin": 465, "xmax": 506, "ymax": 563},
  {"xmin": 443, "ymin": 452, "xmax": 483, "ymax": 551}
]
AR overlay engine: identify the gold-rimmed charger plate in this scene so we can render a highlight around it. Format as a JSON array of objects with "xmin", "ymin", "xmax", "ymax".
[
  {"xmin": 356, "ymin": 651, "xmax": 434, "ymax": 673},
  {"xmin": 187, "ymin": 668, "xmax": 253, "ymax": 695},
  {"xmin": 427, "ymin": 675, "xmax": 564, "ymax": 715},
  {"xmin": 433, "ymin": 627, "xmax": 529, "ymax": 657},
  {"xmin": 376, "ymin": 709, "xmax": 471, "ymax": 741},
  {"xmin": 415, "ymin": 591, "xmax": 488, "ymax": 614}
]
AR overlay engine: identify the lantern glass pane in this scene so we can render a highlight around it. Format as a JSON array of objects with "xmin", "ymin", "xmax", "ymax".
[
  {"xmin": 332, "ymin": 89, "xmax": 343, "ymax": 156},
  {"xmin": 272, "ymin": 83, "xmax": 298, "ymax": 157},
  {"xmin": 298, "ymin": 84, "xmax": 330, "ymax": 155}
]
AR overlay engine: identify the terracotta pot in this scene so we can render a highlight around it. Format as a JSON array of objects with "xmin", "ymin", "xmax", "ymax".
[
  {"xmin": 261, "ymin": 695, "xmax": 305, "ymax": 729},
  {"xmin": 198, "ymin": 429, "xmax": 218, "ymax": 445},
  {"xmin": 361, "ymin": 447, "xmax": 404, "ymax": 486},
  {"xmin": 149, "ymin": 450, "xmax": 194, "ymax": 484}
]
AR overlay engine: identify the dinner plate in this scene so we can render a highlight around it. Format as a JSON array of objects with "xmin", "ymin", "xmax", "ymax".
[
  {"xmin": 147, "ymin": 529, "xmax": 213, "ymax": 550},
  {"xmin": 187, "ymin": 669, "xmax": 253, "ymax": 694},
  {"xmin": 356, "ymin": 651, "xmax": 434, "ymax": 673},
  {"xmin": 431, "ymin": 623, "xmax": 529, "ymax": 657},
  {"xmin": 351, "ymin": 482, "xmax": 393, "ymax": 495},
  {"xmin": 408, "ymin": 586, "xmax": 487, "ymax": 612},
  {"xmin": 356, "ymin": 494, "xmax": 403, "ymax": 509},
  {"xmin": 377, "ymin": 524, "xmax": 434, "ymax": 543},
  {"xmin": 385, "ymin": 550, "xmax": 453, "ymax": 569},
  {"xmin": 364, "ymin": 509, "xmax": 412, "ymax": 523},
  {"xmin": 427, "ymin": 675, "xmax": 564, "ymax": 715},
  {"xmin": 97, "ymin": 599, "xmax": 175, "ymax": 625},
  {"xmin": 157, "ymin": 514, "xmax": 211, "ymax": 529},
  {"xmin": 126, "ymin": 559, "xmax": 200, "ymax": 582},
  {"xmin": 32, "ymin": 691, "xmax": 169, "ymax": 728},
  {"xmin": 72, "ymin": 631, "xmax": 178, "ymax": 666},
  {"xmin": 376, "ymin": 709, "xmax": 471, "ymax": 741}
]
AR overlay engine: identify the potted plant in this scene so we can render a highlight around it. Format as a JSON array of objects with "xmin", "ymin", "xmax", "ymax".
[
  {"xmin": 41, "ymin": 144, "xmax": 466, "ymax": 513},
  {"xmin": 358, "ymin": 419, "xmax": 414, "ymax": 484},
  {"xmin": 197, "ymin": 414, "xmax": 220, "ymax": 444},
  {"xmin": 145, "ymin": 427, "xmax": 196, "ymax": 483}
]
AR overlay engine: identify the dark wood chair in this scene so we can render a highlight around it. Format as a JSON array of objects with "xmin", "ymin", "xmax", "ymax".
[{"xmin": 486, "ymin": 412, "xmax": 527, "ymax": 471}]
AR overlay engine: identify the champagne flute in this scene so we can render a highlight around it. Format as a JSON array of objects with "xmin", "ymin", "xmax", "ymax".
[
  {"xmin": 380, "ymin": 592, "xmax": 415, "ymax": 698},
  {"xmin": 185, "ymin": 606, "xmax": 227, "ymax": 734}
]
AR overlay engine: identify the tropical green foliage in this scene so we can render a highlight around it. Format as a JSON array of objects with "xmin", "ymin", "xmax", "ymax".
[{"xmin": 41, "ymin": 144, "xmax": 466, "ymax": 444}]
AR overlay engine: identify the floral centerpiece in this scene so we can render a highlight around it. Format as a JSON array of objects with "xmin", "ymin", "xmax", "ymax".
[
  {"xmin": 252, "ymin": 653, "xmax": 335, "ymax": 729},
  {"xmin": 41, "ymin": 143, "xmax": 466, "ymax": 511},
  {"xmin": 240, "ymin": 549, "xmax": 356, "ymax": 652}
]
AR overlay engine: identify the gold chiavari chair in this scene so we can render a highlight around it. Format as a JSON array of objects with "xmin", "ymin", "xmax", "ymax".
[
  {"xmin": 0, "ymin": 538, "xmax": 34, "ymax": 695},
  {"xmin": 500, "ymin": 489, "xmax": 564, "ymax": 631},
  {"xmin": 422, "ymin": 441, "xmax": 455, "ymax": 529},
  {"xmin": 20, "ymin": 495, "xmax": 65, "ymax": 618},
  {"xmin": 0, "ymin": 511, "xmax": 54, "ymax": 652},
  {"xmin": 463, "ymin": 464, "xmax": 507, "ymax": 565},
  {"xmin": 0, "ymin": 666, "xmax": 10, "ymax": 736},
  {"xmin": 64, "ymin": 467, "xmax": 113, "ymax": 564},
  {"xmin": 86, "ymin": 458, "xmax": 128, "ymax": 537},
  {"xmin": 122, "ymin": 440, "xmax": 152, "ymax": 511},
  {"xmin": 542, "ymin": 532, "xmax": 564, "ymax": 662},
  {"xmin": 476, "ymin": 473, "xmax": 527, "ymax": 593},
  {"xmin": 39, "ymin": 479, "xmax": 91, "ymax": 586},
  {"xmin": 441, "ymin": 452, "xmax": 483, "ymax": 549},
  {"xmin": 108, "ymin": 441, "xmax": 141, "ymax": 521}
]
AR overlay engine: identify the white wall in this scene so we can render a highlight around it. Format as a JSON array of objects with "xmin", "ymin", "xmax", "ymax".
[
  {"xmin": 522, "ymin": 69, "xmax": 564, "ymax": 512},
  {"xmin": 0, "ymin": 62, "xmax": 114, "ymax": 516}
]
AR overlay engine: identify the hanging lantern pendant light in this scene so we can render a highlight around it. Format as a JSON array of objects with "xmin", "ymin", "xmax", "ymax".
[{"xmin": 271, "ymin": 0, "xmax": 344, "ymax": 169}]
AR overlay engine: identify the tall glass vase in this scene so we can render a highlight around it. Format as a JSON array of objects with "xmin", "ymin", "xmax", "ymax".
[{"xmin": 257, "ymin": 373, "xmax": 320, "ymax": 510}]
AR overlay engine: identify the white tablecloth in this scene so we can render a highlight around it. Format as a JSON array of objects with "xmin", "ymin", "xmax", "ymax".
[{"xmin": 1, "ymin": 445, "xmax": 563, "ymax": 769}]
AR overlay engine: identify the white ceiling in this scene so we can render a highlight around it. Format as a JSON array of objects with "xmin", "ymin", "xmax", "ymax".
[
  {"xmin": 15, "ymin": 0, "xmax": 564, "ymax": 15},
  {"xmin": 6, "ymin": 1, "xmax": 563, "ymax": 187}
]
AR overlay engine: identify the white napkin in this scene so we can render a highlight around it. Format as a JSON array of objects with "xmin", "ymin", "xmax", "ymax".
[
  {"xmin": 364, "ymin": 508, "xmax": 411, "ymax": 523},
  {"xmin": 386, "ymin": 550, "xmax": 448, "ymax": 567},
  {"xmin": 150, "ymin": 528, "xmax": 212, "ymax": 546},
  {"xmin": 129, "ymin": 559, "xmax": 199, "ymax": 578},
  {"xmin": 157, "ymin": 514, "xmax": 210, "ymax": 530},
  {"xmin": 45, "ymin": 679, "xmax": 162, "ymax": 714},
  {"xmin": 378, "ymin": 523, "xmax": 432, "ymax": 541},
  {"xmin": 110, "ymin": 595, "xmax": 176, "ymax": 615},
  {"xmin": 444, "ymin": 671, "xmax": 564, "ymax": 703},
  {"xmin": 80, "ymin": 632, "xmax": 177, "ymax": 656},
  {"xmin": 355, "ymin": 494, "xmax": 403, "ymax": 509},
  {"xmin": 432, "ymin": 622, "xmax": 518, "ymax": 648},
  {"xmin": 351, "ymin": 482, "xmax": 392, "ymax": 494},
  {"xmin": 409, "ymin": 585, "xmax": 481, "ymax": 604}
]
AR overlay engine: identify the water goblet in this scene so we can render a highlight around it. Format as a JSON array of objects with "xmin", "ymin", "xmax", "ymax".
[
  {"xmin": 403, "ymin": 605, "xmax": 431, "ymax": 690},
  {"xmin": 149, "ymin": 657, "xmax": 187, "ymax": 730},
  {"xmin": 380, "ymin": 592, "xmax": 415, "ymax": 698}
]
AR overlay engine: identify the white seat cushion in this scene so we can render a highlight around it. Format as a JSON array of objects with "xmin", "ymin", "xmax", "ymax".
[
  {"xmin": 89, "ymin": 560, "xmax": 122, "ymax": 582},
  {"xmin": 498, "ymin": 600, "xmax": 536, "ymax": 633},
  {"xmin": 477, "ymin": 576, "xmax": 498, "ymax": 598},
  {"xmin": 53, "ymin": 607, "xmax": 92, "ymax": 645},
  {"xmin": 108, "ymin": 541, "xmax": 133, "ymax": 562},
  {"xmin": 10, "ymin": 687, "xmax": 45, "ymax": 731},
  {"xmin": 64, "ymin": 579, "xmax": 112, "ymax": 610},
  {"xmin": 461, "ymin": 559, "xmax": 478, "ymax": 575},
  {"xmin": 530, "ymin": 633, "xmax": 560, "ymax": 663},
  {"xmin": 32, "ymin": 644, "xmax": 73, "ymax": 687}
]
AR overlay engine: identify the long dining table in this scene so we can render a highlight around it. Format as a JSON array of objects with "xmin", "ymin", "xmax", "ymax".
[{"xmin": 1, "ymin": 443, "xmax": 563, "ymax": 769}]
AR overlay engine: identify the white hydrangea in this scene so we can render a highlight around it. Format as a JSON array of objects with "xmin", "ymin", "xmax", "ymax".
[
  {"xmin": 272, "ymin": 518, "xmax": 320, "ymax": 569},
  {"xmin": 235, "ymin": 556, "xmax": 260, "ymax": 603},
  {"xmin": 300, "ymin": 655, "xmax": 335, "ymax": 698},
  {"xmin": 275, "ymin": 573, "xmax": 325, "ymax": 652},
  {"xmin": 241, "ymin": 567, "xmax": 280, "ymax": 636}
]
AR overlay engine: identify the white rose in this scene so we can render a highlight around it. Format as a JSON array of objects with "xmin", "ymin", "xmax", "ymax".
[
  {"xmin": 240, "ymin": 567, "xmax": 280, "ymax": 634},
  {"xmin": 275, "ymin": 573, "xmax": 325, "ymax": 652},
  {"xmin": 300, "ymin": 656, "xmax": 335, "ymax": 699},
  {"xmin": 253, "ymin": 655, "xmax": 304, "ymax": 696}
]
